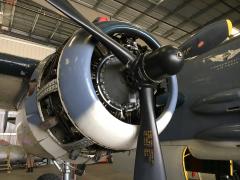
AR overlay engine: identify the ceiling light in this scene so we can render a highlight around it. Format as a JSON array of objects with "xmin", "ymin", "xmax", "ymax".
[
  {"xmin": 148, "ymin": 0, "xmax": 164, "ymax": 5},
  {"xmin": 0, "ymin": 133, "xmax": 16, "ymax": 136}
]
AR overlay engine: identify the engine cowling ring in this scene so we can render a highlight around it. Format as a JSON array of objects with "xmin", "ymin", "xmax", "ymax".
[{"xmin": 57, "ymin": 21, "xmax": 178, "ymax": 150}]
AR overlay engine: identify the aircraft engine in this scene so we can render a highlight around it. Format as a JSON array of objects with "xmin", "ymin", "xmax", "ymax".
[{"xmin": 17, "ymin": 21, "xmax": 176, "ymax": 161}]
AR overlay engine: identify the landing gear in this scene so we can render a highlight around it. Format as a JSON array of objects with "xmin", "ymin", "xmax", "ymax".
[
  {"xmin": 63, "ymin": 162, "xmax": 71, "ymax": 180},
  {"xmin": 53, "ymin": 160, "xmax": 87, "ymax": 180}
]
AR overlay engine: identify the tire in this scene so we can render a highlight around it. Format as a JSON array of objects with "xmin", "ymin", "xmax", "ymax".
[{"xmin": 37, "ymin": 173, "xmax": 61, "ymax": 180}]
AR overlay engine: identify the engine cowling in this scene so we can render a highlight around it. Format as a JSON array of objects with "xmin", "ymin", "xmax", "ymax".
[{"xmin": 17, "ymin": 21, "xmax": 177, "ymax": 161}]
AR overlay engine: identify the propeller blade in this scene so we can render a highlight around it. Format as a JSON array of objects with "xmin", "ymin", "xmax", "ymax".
[
  {"xmin": 179, "ymin": 19, "xmax": 232, "ymax": 59},
  {"xmin": 47, "ymin": 0, "xmax": 135, "ymax": 66},
  {"xmin": 134, "ymin": 87, "xmax": 166, "ymax": 180}
]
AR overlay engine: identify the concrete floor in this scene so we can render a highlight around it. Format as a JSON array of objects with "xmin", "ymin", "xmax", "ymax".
[
  {"xmin": 0, "ymin": 164, "xmax": 132, "ymax": 180},
  {"xmin": 0, "ymin": 165, "xmax": 218, "ymax": 180}
]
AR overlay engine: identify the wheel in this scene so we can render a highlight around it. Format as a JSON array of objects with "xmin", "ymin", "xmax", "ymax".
[{"xmin": 37, "ymin": 173, "xmax": 60, "ymax": 180}]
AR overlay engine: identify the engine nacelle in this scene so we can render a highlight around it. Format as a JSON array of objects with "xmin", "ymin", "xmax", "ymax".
[{"xmin": 17, "ymin": 21, "xmax": 169, "ymax": 161}]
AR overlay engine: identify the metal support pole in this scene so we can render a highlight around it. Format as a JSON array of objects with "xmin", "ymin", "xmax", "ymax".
[
  {"xmin": 3, "ymin": 111, "xmax": 8, "ymax": 132},
  {"xmin": 53, "ymin": 160, "xmax": 62, "ymax": 173},
  {"xmin": 63, "ymin": 162, "xmax": 71, "ymax": 180}
]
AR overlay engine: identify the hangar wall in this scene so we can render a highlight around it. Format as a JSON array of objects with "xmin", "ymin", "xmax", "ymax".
[
  {"xmin": 0, "ymin": 34, "xmax": 56, "ymax": 60},
  {"xmin": 0, "ymin": 111, "xmax": 18, "ymax": 145}
]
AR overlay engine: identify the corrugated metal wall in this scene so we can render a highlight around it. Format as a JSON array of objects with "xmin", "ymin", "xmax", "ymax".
[
  {"xmin": 0, "ymin": 110, "xmax": 18, "ymax": 145},
  {"xmin": 0, "ymin": 34, "xmax": 56, "ymax": 60},
  {"xmin": 4, "ymin": 123, "xmax": 18, "ymax": 145}
]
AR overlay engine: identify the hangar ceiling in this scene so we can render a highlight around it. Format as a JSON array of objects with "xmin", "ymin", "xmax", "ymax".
[{"xmin": 0, "ymin": 0, "xmax": 239, "ymax": 47}]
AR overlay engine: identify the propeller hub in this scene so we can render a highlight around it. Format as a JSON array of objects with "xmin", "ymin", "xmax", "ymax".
[
  {"xmin": 131, "ymin": 45, "xmax": 184, "ymax": 85},
  {"xmin": 143, "ymin": 45, "xmax": 184, "ymax": 82}
]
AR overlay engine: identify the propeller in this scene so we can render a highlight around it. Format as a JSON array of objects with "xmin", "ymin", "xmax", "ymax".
[
  {"xmin": 179, "ymin": 19, "xmax": 232, "ymax": 59},
  {"xmin": 134, "ymin": 19, "xmax": 232, "ymax": 180},
  {"xmin": 140, "ymin": 19, "xmax": 232, "ymax": 82},
  {"xmin": 46, "ymin": 0, "xmax": 232, "ymax": 179},
  {"xmin": 46, "ymin": 0, "xmax": 134, "ymax": 66}
]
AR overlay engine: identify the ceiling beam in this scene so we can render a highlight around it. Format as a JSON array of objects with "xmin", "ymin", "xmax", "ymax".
[
  {"xmin": 175, "ymin": 3, "xmax": 240, "ymax": 43},
  {"xmin": 0, "ymin": 0, "xmax": 79, "ymax": 28},
  {"xmin": 67, "ymin": 0, "xmax": 179, "ymax": 45},
  {"xmin": 9, "ymin": 0, "xmax": 17, "ymax": 30},
  {"xmin": 113, "ymin": 0, "xmax": 190, "ymax": 34},
  {"xmin": 49, "ymin": 20, "xmax": 61, "ymax": 40},
  {"xmin": 1, "ymin": 0, "xmax": 17, "ymax": 30},
  {"xmin": 93, "ymin": 0, "xmax": 103, "ymax": 9},
  {"xmin": 220, "ymin": 0, "xmax": 240, "ymax": 15},
  {"xmin": 30, "ymin": 7, "xmax": 42, "ymax": 35},
  {"xmin": 162, "ymin": 0, "xmax": 219, "ymax": 39},
  {"xmin": 112, "ymin": 0, "xmax": 131, "ymax": 18},
  {"xmin": 203, "ymin": 5, "xmax": 240, "ymax": 25},
  {"xmin": 0, "ymin": 28, "xmax": 61, "ymax": 47},
  {"xmin": 147, "ymin": 0, "xmax": 196, "ymax": 32},
  {"xmin": 131, "ymin": 4, "xmax": 156, "ymax": 24}
]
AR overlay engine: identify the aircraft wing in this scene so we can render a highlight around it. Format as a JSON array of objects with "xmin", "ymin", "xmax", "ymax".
[{"xmin": 0, "ymin": 53, "xmax": 39, "ymax": 110}]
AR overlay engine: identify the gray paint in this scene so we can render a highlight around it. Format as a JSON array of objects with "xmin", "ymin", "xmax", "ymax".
[{"xmin": 160, "ymin": 36, "xmax": 240, "ymax": 141}]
